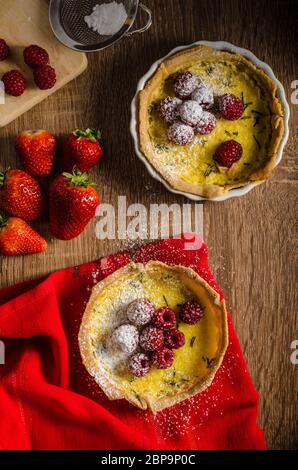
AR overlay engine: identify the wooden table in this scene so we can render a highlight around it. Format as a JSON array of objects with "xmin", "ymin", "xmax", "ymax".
[{"xmin": 0, "ymin": 0, "xmax": 297, "ymax": 450}]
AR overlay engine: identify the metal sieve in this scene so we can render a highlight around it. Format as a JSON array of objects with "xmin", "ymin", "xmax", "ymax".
[{"xmin": 49, "ymin": 0, "xmax": 152, "ymax": 52}]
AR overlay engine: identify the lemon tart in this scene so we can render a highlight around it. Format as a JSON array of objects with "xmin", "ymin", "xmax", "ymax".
[
  {"xmin": 138, "ymin": 45, "xmax": 284, "ymax": 198},
  {"xmin": 79, "ymin": 261, "xmax": 228, "ymax": 413}
]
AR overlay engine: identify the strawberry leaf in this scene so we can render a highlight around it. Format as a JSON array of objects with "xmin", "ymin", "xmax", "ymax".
[
  {"xmin": 73, "ymin": 128, "xmax": 101, "ymax": 142},
  {"xmin": 62, "ymin": 169, "xmax": 96, "ymax": 188}
]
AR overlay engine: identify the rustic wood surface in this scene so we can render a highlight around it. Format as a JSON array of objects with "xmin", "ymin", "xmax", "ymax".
[{"xmin": 0, "ymin": 0, "xmax": 297, "ymax": 450}]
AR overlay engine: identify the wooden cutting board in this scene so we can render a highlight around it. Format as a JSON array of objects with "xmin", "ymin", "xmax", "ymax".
[{"xmin": 0, "ymin": 0, "xmax": 88, "ymax": 127}]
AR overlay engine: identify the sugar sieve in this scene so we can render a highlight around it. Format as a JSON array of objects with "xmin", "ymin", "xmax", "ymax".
[{"xmin": 49, "ymin": 0, "xmax": 152, "ymax": 52}]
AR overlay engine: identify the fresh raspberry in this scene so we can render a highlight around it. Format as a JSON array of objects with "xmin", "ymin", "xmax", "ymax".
[
  {"xmin": 215, "ymin": 139, "xmax": 243, "ymax": 168},
  {"xmin": 152, "ymin": 347, "xmax": 174, "ymax": 369},
  {"xmin": 218, "ymin": 93, "xmax": 243, "ymax": 120},
  {"xmin": 129, "ymin": 353, "xmax": 150, "ymax": 377},
  {"xmin": 194, "ymin": 111, "xmax": 217, "ymax": 135},
  {"xmin": 174, "ymin": 71, "xmax": 198, "ymax": 99},
  {"xmin": 139, "ymin": 326, "xmax": 164, "ymax": 351},
  {"xmin": 179, "ymin": 300, "xmax": 204, "ymax": 324},
  {"xmin": 152, "ymin": 307, "xmax": 176, "ymax": 329},
  {"xmin": 127, "ymin": 298, "xmax": 155, "ymax": 326},
  {"xmin": 168, "ymin": 122, "xmax": 194, "ymax": 146},
  {"xmin": 0, "ymin": 39, "xmax": 9, "ymax": 61},
  {"xmin": 164, "ymin": 329, "xmax": 185, "ymax": 349},
  {"xmin": 191, "ymin": 84, "xmax": 214, "ymax": 109},
  {"xmin": 2, "ymin": 70, "xmax": 26, "ymax": 96},
  {"xmin": 23, "ymin": 45, "xmax": 49, "ymax": 68},
  {"xmin": 110, "ymin": 324, "xmax": 139, "ymax": 354},
  {"xmin": 33, "ymin": 65, "xmax": 56, "ymax": 90},
  {"xmin": 159, "ymin": 96, "xmax": 182, "ymax": 124},
  {"xmin": 179, "ymin": 100, "xmax": 203, "ymax": 126}
]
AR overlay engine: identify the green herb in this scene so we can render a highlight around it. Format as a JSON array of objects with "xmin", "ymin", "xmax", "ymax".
[
  {"xmin": 233, "ymin": 131, "xmax": 239, "ymax": 136},
  {"xmin": 252, "ymin": 109, "xmax": 266, "ymax": 116},
  {"xmin": 202, "ymin": 356, "xmax": 217, "ymax": 369},
  {"xmin": 241, "ymin": 92, "xmax": 244, "ymax": 104},
  {"xmin": 243, "ymin": 101, "xmax": 253, "ymax": 110},
  {"xmin": 240, "ymin": 116, "xmax": 251, "ymax": 120},
  {"xmin": 253, "ymin": 116, "xmax": 260, "ymax": 127},
  {"xmin": 244, "ymin": 162, "xmax": 251, "ymax": 166},
  {"xmin": 253, "ymin": 135, "xmax": 261, "ymax": 149},
  {"xmin": 204, "ymin": 162, "xmax": 219, "ymax": 177},
  {"xmin": 155, "ymin": 143, "xmax": 169, "ymax": 153},
  {"xmin": 190, "ymin": 336, "xmax": 196, "ymax": 347},
  {"xmin": 207, "ymin": 65, "xmax": 214, "ymax": 75},
  {"xmin": 163, "ymin": 295, "xmax": 169, "ymax": 306},
  {"xmin": 225, "ymin": 130, "xmax": 232, "ymax": 137}
]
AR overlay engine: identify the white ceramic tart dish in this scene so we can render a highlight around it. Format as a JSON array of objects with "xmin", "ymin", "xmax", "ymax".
[
  {"xmin": 130, "ymin": 41, "xmax": 290, "ymax": 201},
  {"xmin": 79, "ymin": 261, "xmax": 228, "ymax": 413}
]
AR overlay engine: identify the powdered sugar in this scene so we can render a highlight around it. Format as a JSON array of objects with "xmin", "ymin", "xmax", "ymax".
[
  {"xmin": 84, "ymin": 2, "xmax": 127, "ymax": 36},
  {"xmin": 179, "ymin": 100, "xmax": 203, "ymax": 126},
  {"xmin": 110, "ymin": 324, "xmax": 139, "ymax": 354},
  {"xmin": 191, "ymin": 84, "xmax": 214, "ymax": 109},
  {"xmin": 168, "ymin": 122, "xmax": 195, "ymax": 146}
]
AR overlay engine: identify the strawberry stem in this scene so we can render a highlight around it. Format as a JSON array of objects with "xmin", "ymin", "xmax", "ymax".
[
  {"xmin": 0, "ymin": 171, "xmax": 6, "ymax": 190},
  {"xmin": 62, "ymin": 169, "xmax": 96, "ymax": 188},
  {"xmin": 0, "ymin": 213, "xmax": 9, "ymax": 229},
  {"xmin": 73, "ymin": 128, "xmax": 101, "ymax": 143}
]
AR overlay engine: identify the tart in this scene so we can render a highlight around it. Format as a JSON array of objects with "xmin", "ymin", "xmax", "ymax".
[
  {"xmin": 138, "ymin": 45, "xmax": 284, "ymax": 198},
  {"xmin": 79, "ymin": 261, "xmax": 228, "ymax": 413}
]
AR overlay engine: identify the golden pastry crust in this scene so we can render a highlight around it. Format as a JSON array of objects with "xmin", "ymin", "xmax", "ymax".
[
  {"xmin": 78, "ymin": 261, "xmax": 228, "ymax": 413},
  {"xmin": 138, "ymin": 45, "xmax": 284, "ymax": 198}
]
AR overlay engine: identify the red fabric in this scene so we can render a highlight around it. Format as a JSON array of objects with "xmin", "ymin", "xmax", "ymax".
[{"xmin": 0, "ymin": 234, "xmax": 266, "ymax": 450}]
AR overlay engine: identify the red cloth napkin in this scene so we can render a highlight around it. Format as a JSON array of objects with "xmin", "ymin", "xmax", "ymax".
[{"xmin": 0, "ymin": 234, "xmax": 266, "ymax": 450}]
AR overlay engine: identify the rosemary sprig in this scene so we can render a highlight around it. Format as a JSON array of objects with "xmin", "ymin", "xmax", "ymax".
[
  {"xmin": 190, "ymin": 336, "xmax": 196, "ymax": 347},
  {"xmin": 252, "ymin": 109, "xmax": 266, "ymax": 116},
  {"xmin": 240, "ymin": 116, "xmax": 251, "ymax": 120},
  {"xmin": 163, "ymin": 295, "xmax": 169, "ymax": 306},
  {"xmin": 253, "ymin": 135, "xmax": 261, "ymax": 149}
]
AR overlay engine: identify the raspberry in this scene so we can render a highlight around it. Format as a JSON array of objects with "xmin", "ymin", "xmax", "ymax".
[
  {"xmin": 179, "ymin": 100, "xmax": 203, "ymax": 126},
  {"xmin": 126, "ymin": 298, "xmax": 155, "ymax": 326},
  {"xmin": 191, "ymin": 84, "xmax": 214, "ymax": 109},
  {"xmin": 215, "ymin": 140, "xmax": 243, "ymax": 168},
  {"xmin": 152, "ymin": 307, "xmax": 176, "ymax": 329},
  {"xmin": 164, "ymin": 329, "xmax": 185, "ymax": 349},
  {"xmin": 33, "ymin": 65, "xmax": 56, "ymax": 90},
  {"xmin": 129, "ymin": 353, "xmax": 150, "ymax": 377},
  {"xmin": 152, "ymin": 347, "xmax": 174, "ymax": 369},
  {"xmin": 110, "ymin": 324, "xmax": 139, "ymax": 354},
  {"xmin": 179, "ymin": 300, "xmax": 204, "ymax": 324},
  {"xmin": 159, "ymin": 96, "xmax": 182, "ymax": 124},
  {"xmin": 194, "ymin": 111, "xmax": 217, "ymax": 135},
  {"xmin": 174, "ymin": 71, "xmax": 198, "ymax": 99},
  {"xmin": 168, "ymin": 122, "xmax": 194, "ymax": 146},
  {"xmin": 2, "ymin": 70, "xmax": 26, "ymax": 96},
  {"xmin": 0, "ymin": 39, "xmax": 9, "ymax": 61},
  {"xmin": 23, "ymin": 45, "xmax": 49, "ymax": 68},
  {"xmin": 218, "ymin": 93, "xmax": 243, "ymax": 120},
  {"xmin": 139, "ymin": 326, "xmax": 164, "ymax": 351}
]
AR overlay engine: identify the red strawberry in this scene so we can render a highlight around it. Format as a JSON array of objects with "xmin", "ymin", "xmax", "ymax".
[
  {"xmin": 0, "ymin": 214, "xmax": 47, "ymax": 256},
  {"xmin": 215, "ymin": 140, "xmax": 243, "ymax": 168},
  {"xmin": 0, "ymin": 169, "xmax": 45, "ymax": 221},
  {"xmin": 61, "ymin": 128, "xmax": 103, "ymax": 172},
  {"xmin": 0, "ymin": 39, "xmax": 9, "ymax": 61},
  {"xmin": 49, "ymin": 169, "xmax": 100, "ymax": 240},
  {"xmin": 2, "ymin": 70, "xmax": 26, "ymax": 96},
  {"xmin": 23, "ymin": 45, "xmax": 49, "ymax": 68},
  {"xmin": 15, "ymin": 130, "xmax": 56, "ymax": 177},
  {"xmin": 33, "ymin": 65, "xmax": 56, "ymax": 90}
]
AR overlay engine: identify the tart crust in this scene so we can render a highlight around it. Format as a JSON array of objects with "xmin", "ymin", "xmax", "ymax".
[
  {"xmin": 79, "ymin": 261, "xmax": 228, "ymax": 413},
  {"xmin": 138, "ymin": 45, "xmax": 284, "ymax": 198}
]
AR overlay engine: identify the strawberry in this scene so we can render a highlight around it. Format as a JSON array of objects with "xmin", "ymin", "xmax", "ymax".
[
  {"xmin": 49, "ymin": 169, "xmax": 100, "ymax": 240},
  {"xmin": 61, "ymin": 128, "xmax": 103, "ymax": 172},
  {"xmin": 0, "ymin": 214, "xmax": 47, "ymax": 256},
  {"xmin": 15, "ymin": 130, "xmax": 56, "ymax": 177},
  {"xmin": 0, "ymin": 169, "xmax": 45, "ymax": 221}
]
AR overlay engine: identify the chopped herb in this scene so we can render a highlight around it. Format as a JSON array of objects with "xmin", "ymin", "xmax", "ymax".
[
  {"xmin": 241, "ymin": 92, "xmax": 244, "ymax": 104},
  {"xmin": 202, "ymin": 356, "xmax": 217, "ymax": 369},
  {"xmin": 253, "ymin": 135, "xmax": 261, "ymax": 149},
  {"xmin": 207, "ymin": 65, "xmax": 214, "ymax": 75},
  {"xmin": 225, "ymin": 130, "xmax": 232, "ymax": 137},
  {"xmin": 244, "ymin": 162, "xmax": 251, "ymax": 166},
  {"xmin": 190, "ymin": 336, "xmax": 196, "ymax": 347},
  {"xmin": 163, "ymin": 295, "xmax": 169, "ymax": 306},
  {"xmin": 204, "ymin": 162, "xmax": 219, "ymax": 177},
  {"xmin": 164, "ymin": 380, "xmax": 178, "ymax": 387},
  {"xmin": 252, "ymin": 109, "xmax": 266, "ymax": 116},
  {"xmin": 244, "ymin": 101, "xmax": 253, "ymax": 110},
  {"xmin": 233, "ymin": 131, "xmax": 239, "ymax": 136},
  {"xmin": 253, "ymin": 116, "xmax": 260, "ymax": 127},
  {"xmin": 240, "ymin": 116, "xmax": 251, "ymax": 120}
]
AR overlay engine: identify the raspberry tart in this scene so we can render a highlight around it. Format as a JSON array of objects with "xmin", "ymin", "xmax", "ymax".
[
  {"xmin": 137, "ymin": 44, "xmax": 285, "ymax": 198},
  {"xmin": 79, "ymin": 261, "xmax": 228, "ymax": 413}
]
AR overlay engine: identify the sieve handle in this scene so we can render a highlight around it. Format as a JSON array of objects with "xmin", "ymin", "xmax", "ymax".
[{"xmin": 125, "ymin": 3, "xmax": 152, "ymax": 37}]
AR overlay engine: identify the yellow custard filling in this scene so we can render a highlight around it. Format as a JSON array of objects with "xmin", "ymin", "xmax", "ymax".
[
  {"xmin": 148, "ymin": 61, "xmax": 273, "ymax": 186},
  {"xmin": 90, "ymin": 267, "xmax": 224, "ymax": 402}
]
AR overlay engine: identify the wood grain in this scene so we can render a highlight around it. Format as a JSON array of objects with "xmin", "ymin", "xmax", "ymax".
[
  {"xmin": 0, "ymin": 0, "xmax": 297, "ymax": 450},
  {"xmin": 0, "ymin": 0, "xmax": 87, "ymax": 127}
]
